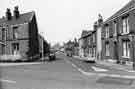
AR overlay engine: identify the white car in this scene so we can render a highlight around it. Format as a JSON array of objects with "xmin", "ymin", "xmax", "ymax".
[{"xmin": 86, "ymin": 57, "xmax": 96, "ymax": 63}]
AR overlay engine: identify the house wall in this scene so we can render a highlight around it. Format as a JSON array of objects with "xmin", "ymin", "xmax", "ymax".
[
  {"xmin": 27, "ymin": 14, "xmax": 39, "ymax": 57},
  {"xmin": 101, "ymin": 8, "xmax": 135, "ymax": 62}
]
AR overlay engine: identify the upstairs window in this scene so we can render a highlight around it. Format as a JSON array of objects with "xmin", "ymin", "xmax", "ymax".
[
  {"xmin": 122, "ymin": 17, "xmax": 129, "ymax": 34},
  {"xmin": 2, "ymin": 28, "xmax": 5, "ymax": 41},
  {"xmin": 113, "ymin": 21, "xmax": 117, "ymax": 36},
  {"xmin": 105, "ymin": 25, "xmax": 109, "ymax": 38},
  {"xmin": 93, "ymin": 34, "xmax": 95, "ymax": 43},
  {"xmin": 13, "ymin": 26, "xmax": 19, "ymax": 39}
]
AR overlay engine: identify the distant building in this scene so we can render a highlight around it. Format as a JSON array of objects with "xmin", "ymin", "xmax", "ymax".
[
  {"xmin": 79, "ymin": 30, "xmax": 93, "ymax": 57},
  {"xmin": 0, "ymin": 6, "xmax": 39, "ymax": 61}
]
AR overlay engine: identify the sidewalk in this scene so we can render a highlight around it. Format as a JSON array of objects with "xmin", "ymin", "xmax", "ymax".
[
  {"xmin": 73, "ymin": 56, "xmax": 135, "ymax": 72},
  {"xmin": 96, "ymin": 60, "xmax": 134, "ymax": 72}
]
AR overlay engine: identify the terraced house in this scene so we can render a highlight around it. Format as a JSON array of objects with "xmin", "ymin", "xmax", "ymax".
[
  {"xmin": 78, "ymin": 14, "xmax": 103, "ymax": 60},
  {"xmin": 0, "ymin": 6, "xmax": 40, "ymax": 61},
  {"xmin": 79, "ymin": 30, "xmax": 92, "ymax": 57},
  {"xmin": 101, "ymin": 0, "xmax": 135, "ymax": 64}
]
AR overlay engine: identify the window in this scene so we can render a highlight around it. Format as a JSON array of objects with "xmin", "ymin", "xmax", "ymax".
[
  {"xmin": 122, "ymin": 41, "xmax": 130, "ymax": 57},
  {"xmin": 122, "ymin": 17, "xmax": 129, "ymax": 34},
  {"xmin": 93, "ymin": 47, "xmax": 96, "ymax": 57},
  {"xmin": 2, "ymin": 28, "xmax": 5, "ymax": 41},
  {"xmin": 88, "ymin": 37, "xmax": 91, "ymax": 45},
  {"xmin": 1, "ymin": 45, "xmax": 5, "ymax": 55},
  {"xmin": 93, "ymin": 34, "xmax": 95, "ymax": 43},
  {"xmin": 114, "ymin": 22, "xmax": 117, "ymax": 36},
  {"xmin": 105, "ymin": 26, "xmax": 109, "ymax": 38},
  {"xmin": 12, "ymin": 43, "xmax": 19, "ymax": 54},
  {"xmin": 13, "ymin": 26, "xmax": 19, "ymax": 39},
  {"xmin": 105, "ymin": 43, "xmax": 110, "ymax": 56}
]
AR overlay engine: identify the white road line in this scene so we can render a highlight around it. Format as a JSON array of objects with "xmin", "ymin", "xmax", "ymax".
[
  {"xmin": 0, "ymin": 62, "xmax": 41, "ymax": 67},
  {"xmin": 127, "ymin": 70, "xmax": 135, "ymax": 73},
  {"xmin": 91, "ymin": 66, "xmax": 108, "ymax": 72},
  {"xmin": 64, "ymin": 59, "xmax": 135, "ymax": 79},
  {"xmin": 0, "ymin": 79, "xmax": 16, "ymax": 84}
]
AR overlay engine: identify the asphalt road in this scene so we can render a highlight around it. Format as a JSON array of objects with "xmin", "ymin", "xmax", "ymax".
[{"xmin": 0, "ymin": 52, "xmax": 135, "ymax": 89}]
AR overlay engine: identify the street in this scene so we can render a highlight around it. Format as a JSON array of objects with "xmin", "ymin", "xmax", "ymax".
[{"xmin": 0, "ymin": 52, "xmax": 135, "ymax": 89}]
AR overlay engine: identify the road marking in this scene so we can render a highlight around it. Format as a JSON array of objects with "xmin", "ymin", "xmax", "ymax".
[
  {"xmin": 0, "ymin": 62, "xmax": 41, "ymax": 67},
  {"xmin": 91, "ymin": 66, "xmax": 108, "ymax": 72},
  {"xmin": 0, "ymin": 79, "xmax": 16, "ymax": 84},
  {"xmin": 127, "ymin": 70, "xmax": 135, "ymax": 72},
  {"xmin": 64, "ymin": 58, "xmax": 135, "ymax": 79}
]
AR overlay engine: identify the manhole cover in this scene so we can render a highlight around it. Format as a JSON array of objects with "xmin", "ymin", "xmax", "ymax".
[{"xmin": 96, "ymin": 76, "xmax": 134, "ymax": 85}]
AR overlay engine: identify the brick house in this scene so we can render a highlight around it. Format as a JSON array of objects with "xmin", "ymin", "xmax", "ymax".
[
  {"xmin": 89, "ymin": 30, "xmax": 97, "ymax": 58},
  {"xmin": 0, "ymin": 6, "xmax": 39, "ymax": 61},
  {"xmin": 101, "ymin": 0, "xmax": 135, "ymax": 63},
  {"xmin": 79, "ymin": 30, "xmax": 93, "ymax": 57}
]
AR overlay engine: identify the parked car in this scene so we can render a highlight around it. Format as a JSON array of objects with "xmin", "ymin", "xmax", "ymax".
[
  {"xmin": 85, "ymin": 57, "xmax": 96, "ymax": 63},
  {"xmin": 49, "ymin": 51, "xmax": 56, "ymax": 61}
]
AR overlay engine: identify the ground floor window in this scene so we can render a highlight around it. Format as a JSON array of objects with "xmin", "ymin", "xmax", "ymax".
[
  {"xmin": 89, "ymin": 48, "xmax": 92, "ymax": 57},
  {"xmin": 93, "ymin": 47, "xmax": 96, "ymax": 57},
  {"xmin": 122, "ymin": 41, "xmax": 130, "ymax": 58},
  {"xmin": 12, "ymin": 43, "xmax": 19, "ymax": 55},
  {"xmin": 1, "ymin": 45, "xmax": 5, "ymax": 55},
  {"xmin": 105, "ymin": 43, "xmax": 110, "ymax": 56}
]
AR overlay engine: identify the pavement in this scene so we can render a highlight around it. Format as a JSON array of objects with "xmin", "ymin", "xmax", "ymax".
[
  {"xmin": 0, "ymin": 52, "xmax": 135, "ymax": 89},
  {"xmin": 74, "ymin": 56, "xmax": 135, "ymax": 72}
]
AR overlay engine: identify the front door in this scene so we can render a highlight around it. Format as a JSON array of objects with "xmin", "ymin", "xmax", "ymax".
[{"xmin": 114, "ymin": 41, "xmax": 119, "ymax": 62}]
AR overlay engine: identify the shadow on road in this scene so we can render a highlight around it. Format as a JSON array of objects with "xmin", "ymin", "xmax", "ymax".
[{"xmin": 46, "ymin": 57, "xmax": 63, "ymax": 62}]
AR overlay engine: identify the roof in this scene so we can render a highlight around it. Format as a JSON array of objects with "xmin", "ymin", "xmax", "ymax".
[
  {"xmin": 81, "ymin": 30, "xmax": 93, "ymax": 38},
  {"xmin": 0, "ymin": 11, "xmax": 35, "ymax": 26},
  {"xmin": 104, "ymin": 0, "xmax": 135, "ymax": 23}
]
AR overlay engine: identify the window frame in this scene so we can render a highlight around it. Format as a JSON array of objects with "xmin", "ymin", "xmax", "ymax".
[
  {"xmin": 122, "ymin": 17, "xmax": 129, "ymax": 34},
  {"xmin": 105, "ymin": 43, "xmax": 110, "ymax": 56},
  {"xmin": 122, "ymin": 41, "xmax": 130, "ymax": 58}
]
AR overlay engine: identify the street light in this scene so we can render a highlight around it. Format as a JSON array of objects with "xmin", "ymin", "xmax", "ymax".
[{"xmin": 129, "ymin": 34, "xmax": 135, "ymax": 70}]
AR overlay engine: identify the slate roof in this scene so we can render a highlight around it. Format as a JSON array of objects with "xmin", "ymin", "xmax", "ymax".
[
  {"xmin": 105, "ymin": 0, "xmax": 135, "ymax": 23},
  {"xmin": 0, "ymin": 11, "xmax": 35, "ymax": 26},
  {"xmin": 81, "ymin": 30, "xmax": 92, "ymax": 38}
]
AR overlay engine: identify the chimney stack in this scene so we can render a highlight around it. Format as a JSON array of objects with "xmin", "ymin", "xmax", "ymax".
[
  {"xmin": 6, "ymin": 8, "xmax": 12, "ymax": 20},
  {"xmin": 98, "ymin": 14, "xmax": 103, "ymax": 26},
  {"xmin": 93, "ymin": 21, "xmax": 98, "ymax": 30},
  {"xmin": 14, "ymin": 6, "xmax": 20, "ymax": 19}
]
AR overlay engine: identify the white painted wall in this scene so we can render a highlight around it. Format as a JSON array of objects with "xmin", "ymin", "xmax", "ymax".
[{"xmin": 96, "ymin": 27, "xmax": 102, "ymax": 59}]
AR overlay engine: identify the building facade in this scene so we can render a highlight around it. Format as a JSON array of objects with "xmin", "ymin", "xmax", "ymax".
[
  {"xmin": 101, "ymin": 0, "xmax": 135, "ymax": 64},
  {"xmin": 0, "ymin": 6, "xmax": 40, "ymax": 61},
  {"xmin": 79, "ymin": 30, "xmax": 93, "ymax": 57}
]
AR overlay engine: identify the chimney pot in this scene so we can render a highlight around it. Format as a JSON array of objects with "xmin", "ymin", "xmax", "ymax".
[
  {"xmin": 6, "ymin": 8, "xmax": 12, "ymax": 20},
  {"xmin": 14, "ymin": 6, "xmax": 20, "ymax": 19}
]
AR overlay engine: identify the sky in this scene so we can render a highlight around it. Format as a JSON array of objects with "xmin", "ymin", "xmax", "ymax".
[{"xmin": 0, "ymin": 0, "xmax": 131, "ymax": 46}]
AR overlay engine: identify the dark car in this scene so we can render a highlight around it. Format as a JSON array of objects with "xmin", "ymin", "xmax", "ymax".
[{"xmin": 49, "ymin": 51, "xmax": 56, "ymax": 61}]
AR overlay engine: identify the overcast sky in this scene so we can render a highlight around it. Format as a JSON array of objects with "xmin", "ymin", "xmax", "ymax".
[{"xmin": 0, "ymin": 0, "xmax": 131, "ymax": 45}]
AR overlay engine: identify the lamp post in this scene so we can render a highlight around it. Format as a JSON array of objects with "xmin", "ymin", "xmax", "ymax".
[{"xmin": 129, "ymin": 34, "xmax": 135, "ymax": 70}]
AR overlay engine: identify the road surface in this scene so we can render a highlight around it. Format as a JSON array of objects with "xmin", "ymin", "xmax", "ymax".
[{"xmin": 0, "ymin": 52, "xmax": 135, "ymax": 89}]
